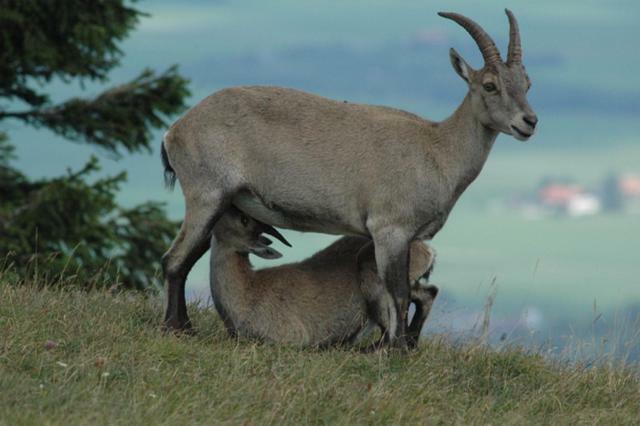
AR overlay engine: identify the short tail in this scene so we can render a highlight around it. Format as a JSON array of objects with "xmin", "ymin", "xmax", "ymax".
[{"xmin": 161, "ymin": 140, "xmax": 177, "ymax": 190}]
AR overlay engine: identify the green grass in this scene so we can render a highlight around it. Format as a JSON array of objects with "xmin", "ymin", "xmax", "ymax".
[{"xmin": 1, "ymin": 283, "xmax": 639, "ymax": 425}]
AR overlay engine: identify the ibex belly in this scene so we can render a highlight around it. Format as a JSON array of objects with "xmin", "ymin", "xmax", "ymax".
[{"xmin": 232, "ymin": 190, "xmax": 365, "ymax": 236}]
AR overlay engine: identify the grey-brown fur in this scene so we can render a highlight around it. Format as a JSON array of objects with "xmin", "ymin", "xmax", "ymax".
[
  {"xmin": 210, "ymin": 208, "xmax": 438, "ymax": 348},
  {"xmin": 161, "ymin": 10, "xmax": 536, "ymax": 348}
]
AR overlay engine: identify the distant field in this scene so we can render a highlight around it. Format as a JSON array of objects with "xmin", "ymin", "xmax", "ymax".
[
  {"xmin": 1, "ymin": 284, "xmax": 638, "ymax": 424},
  {"xmin": 435, "ymin": 209, "xmax": 640, "ymax": 312},
  {"xmin": 434, "ymin": 140, "xmax": 640, "ymax": 316}
]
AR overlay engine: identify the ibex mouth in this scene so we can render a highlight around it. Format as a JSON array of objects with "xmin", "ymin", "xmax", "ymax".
[{"xmin": 511, "ymin": 125, "xmax": 532, "ymax": 140}]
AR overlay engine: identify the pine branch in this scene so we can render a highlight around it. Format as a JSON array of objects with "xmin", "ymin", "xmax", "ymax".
[
  {"xmin": 0, "ymin": 151, "xmax": 179, "ymax": 290},
  {"xmin": 0, "ymin": 0, "xmax": 145, "ymax": 107},
  {"xmin": 6, "ymin": 66, "xmax": 190, "ymax": 155},
  {"xmin": 0, "ymin": 110, "xmax": 33, "ymax": 120}
]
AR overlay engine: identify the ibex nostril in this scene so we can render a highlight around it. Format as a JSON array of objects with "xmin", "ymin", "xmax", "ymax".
[{"xmin": 523, "ymin": 115, "xmax": 538, "ymax": 128}]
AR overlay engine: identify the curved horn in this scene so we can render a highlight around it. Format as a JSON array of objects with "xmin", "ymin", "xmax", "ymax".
[
  {"xmin": 438, "ymin": 11, "xmax": 501, "ymax": 64},
  {"xmin": 260, "ymin": 224, "xmax": 292, "ymax": 247},
  {"xmin": 505, "ymin": 9, "xmax": 522, "ymax": 64}
]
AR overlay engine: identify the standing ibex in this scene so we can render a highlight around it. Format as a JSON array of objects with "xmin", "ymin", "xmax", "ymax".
[
  {"xmin": 210, "ymin": 207, "xmax": 439, "ymax": 348},
  {"xmin": 161, "ymin": 10, "xmax": 537, "ymax": 348}
]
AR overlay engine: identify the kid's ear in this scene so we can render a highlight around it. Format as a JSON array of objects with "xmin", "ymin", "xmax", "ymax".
[
  {"xmin": 449, "ymin": 48, "xmax": 474, "ymax": 84},
  {"xmin": 250, "ymin": 246, "xmax": 282, "ymax": 259}
]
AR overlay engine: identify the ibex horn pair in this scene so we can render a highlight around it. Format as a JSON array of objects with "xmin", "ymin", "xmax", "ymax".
[{"xmin": 438, "ymin": 9, "xmax": 522, "ymax": 64}]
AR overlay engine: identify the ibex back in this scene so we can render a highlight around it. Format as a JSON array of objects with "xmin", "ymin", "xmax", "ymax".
[{"xmin": 161, "ymin": 10, "xmax": 537, "ymax": 348}]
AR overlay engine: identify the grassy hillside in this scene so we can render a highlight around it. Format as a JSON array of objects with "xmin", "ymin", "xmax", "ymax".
[{"xmin": 1, "ymin": 283, "xmax": 639, "ymax": 425}]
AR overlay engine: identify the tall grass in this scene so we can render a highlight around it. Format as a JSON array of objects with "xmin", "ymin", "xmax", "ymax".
[{"xmin": 1, "ymin": 274, "xmax": 639, "ymax": 425}]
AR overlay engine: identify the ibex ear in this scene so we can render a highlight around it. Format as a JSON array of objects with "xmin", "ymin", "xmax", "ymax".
[
  {"xmin": 449, "ymin": 48, "xmax": 473, "ymax": 84},
  {"xmin": 250, "ymin": 245, "xmax": 282, "ymax": 259}
]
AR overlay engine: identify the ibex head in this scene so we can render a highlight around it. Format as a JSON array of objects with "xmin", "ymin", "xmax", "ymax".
[
  {"xmin": 439, "ymin": 9, "xmax": 538, "ymax": 141},
  {"xmin": 213, "ymin": 207, "xmax": 292, "ymax": 259}
]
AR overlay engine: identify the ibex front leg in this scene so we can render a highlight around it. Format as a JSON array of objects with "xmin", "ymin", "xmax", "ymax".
[
  {"xmin": 407, "ymin": 284, "xmax": 439, "ymax": 349},
  {"xmin": 372, "ymin": 227, "xmax": 412, "ymax": 349},
  {"xmin": 162, "ymin": 190, "xmax": 230, "ymax": 332},
  {"xmin": 356, "ymin": 242, "xmax": 394, "ymax": 344}
]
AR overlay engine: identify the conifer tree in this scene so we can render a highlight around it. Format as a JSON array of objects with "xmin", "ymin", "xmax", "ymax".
[{"xmin": 0, "ymin": 0, "xmax": 190, "ymax": 290}]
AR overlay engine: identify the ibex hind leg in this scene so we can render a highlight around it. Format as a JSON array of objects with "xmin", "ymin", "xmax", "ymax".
[
  {"xmin": 407, "ymin": 284, "xmax": 439, "ymax": 349},
  {"xmin": 162, "ymin": 189, "xmax": 231, "ymax": 332}
]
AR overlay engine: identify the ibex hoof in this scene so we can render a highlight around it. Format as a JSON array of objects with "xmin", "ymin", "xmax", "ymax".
[{"xmin": 162, "ymin": 318, "xmax": 196, "ymax": 336}]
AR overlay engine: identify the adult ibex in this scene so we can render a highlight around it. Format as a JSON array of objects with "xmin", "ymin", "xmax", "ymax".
[
  {"xmin": 210, "ymin": 207, "xmax": 438, "ymax": 348},
  {"xmin": 161, "ymin": 10, "xmax": 537, "ymax": 348}
]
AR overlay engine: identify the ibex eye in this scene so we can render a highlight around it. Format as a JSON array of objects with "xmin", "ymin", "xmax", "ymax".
[
  {"xmin": 240, "ymin": 214, "xmax": 249, "ymax": 226},
  {"xmin": 483, "ymin": 82, "xmax": 497, "ymax": 92}
]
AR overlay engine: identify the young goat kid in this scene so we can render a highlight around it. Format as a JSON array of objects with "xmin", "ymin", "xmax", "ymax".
[{"xmin": 210, "ymin": 208, "xmax": 439, "ymax": 348}]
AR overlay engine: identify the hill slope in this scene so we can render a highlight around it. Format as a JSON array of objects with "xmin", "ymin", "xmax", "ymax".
[{"xmin": 1, "ymin": 284, "xmax": 638, "ymax": 425}]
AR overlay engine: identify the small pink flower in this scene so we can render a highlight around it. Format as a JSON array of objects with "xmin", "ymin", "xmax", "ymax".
[
  {"xmin": 95, "ymin": 356, "xmax": 107, "ymax": 368},
  {"xmin": 44, "ymin": 340, "xmax": 58, "ymax": 350}
]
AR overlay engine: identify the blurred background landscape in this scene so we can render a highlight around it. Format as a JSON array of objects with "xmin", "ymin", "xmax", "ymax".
[{"xmin": 7, "ymin": 0, "xmax": 639, "ymax": 360}]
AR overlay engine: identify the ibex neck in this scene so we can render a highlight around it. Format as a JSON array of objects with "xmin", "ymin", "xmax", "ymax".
[
  {"xmin": 438, "ymin": 94, "xmax": 498, "ymax": 193},
  {"xmin": 210, "ymin": 247, "xmax": 253, "ymax": 319}
]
